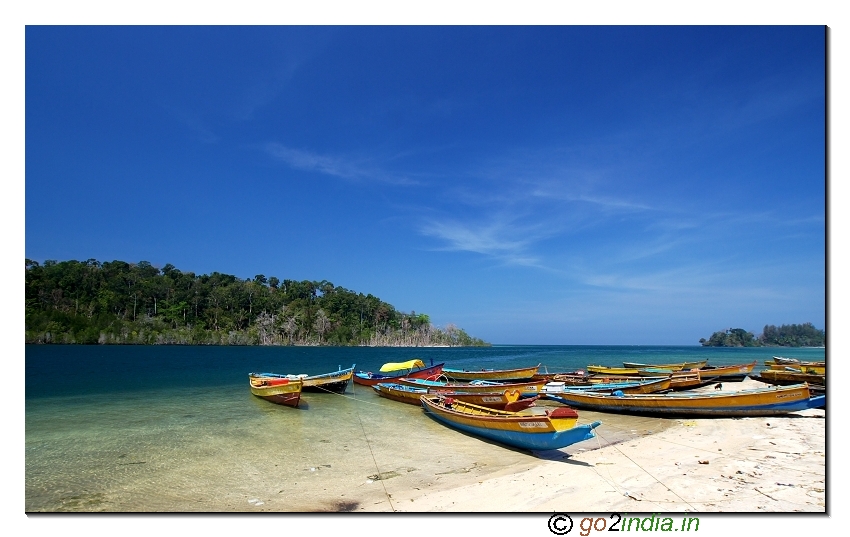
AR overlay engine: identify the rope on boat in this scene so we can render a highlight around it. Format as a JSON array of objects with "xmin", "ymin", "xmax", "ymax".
[{"xmin": 352, "ymin": 382, "xmax": 396, "ymax": 512}]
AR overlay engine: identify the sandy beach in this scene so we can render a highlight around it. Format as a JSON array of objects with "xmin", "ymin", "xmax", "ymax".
[{"xmin": 391, "ymin": 378, "xmax": 826, "ymax": 513}]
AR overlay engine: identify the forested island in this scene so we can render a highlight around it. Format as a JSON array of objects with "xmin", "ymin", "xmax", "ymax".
[
  {"xmin": 699, "ymin": 323, "xmax": 825, "ymax": 347},
  {"xmin": 25, "ymin": 259, "xmax": 489, "ymax": 347}
]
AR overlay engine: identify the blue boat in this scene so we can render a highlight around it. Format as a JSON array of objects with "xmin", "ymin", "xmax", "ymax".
[{"xmin": 420, "ymin": 394, "xmax": 602, "ymax": 452}]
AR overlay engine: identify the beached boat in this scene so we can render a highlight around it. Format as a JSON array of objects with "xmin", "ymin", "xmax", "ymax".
[
  {"xmin": 398, "ymin": 377, "xmax": 549, "ymax": 396},
  {"xmin": 764, "ymin": 362, "xmax": 825, "ymax": 375},
  {"xmin": 372, "ymin": 382, "xmax": 538, "ymax": 411},
  {"xmin": 248, "ymin": 374, "xmax": 303, "ymax": 407},
  {"xmin": 756, "ymin": 369, "xmax": 825, "ymax": 386},
  {"xmin": 697, "ymin": 361, "xmax": 756, "ymax": 380},
  {"xmin": 544, "ymin": 383, "xmax": 825, "ymax": 417},
  {"xmin": 533, "ymin": 372, "xmax": 590, "ymax": 384},
  {"xmin": 442, "ymin": 364, "xmax": 540, "ymax": 382},
  {"xmin": 420, "ymin": 394, "xmax": 602, "ymax": 451},
  {"xmin": 353, "ymin": 360, "xmax": 444, "ymax": 387},
  {"xmin": 622, "ymin": 360, "xmax": 708, "ymax": 370},
  {"xmin": 543, "ymin": 377, "xmax": 672, "ymax": 395},
  {"xmin": 772, "ymin": 356, "xmax": 825, "ymax": 367},
  {"xmin": 586, "ymin": 365, "xmax": 682, "ymax": 376},
  {"xmin": 252, "ymin": 365, "xmax": 355, "ymax": 394},
  {"xmin": 667, "ymin": 372, "xmax": 721, "ymax": 391}
]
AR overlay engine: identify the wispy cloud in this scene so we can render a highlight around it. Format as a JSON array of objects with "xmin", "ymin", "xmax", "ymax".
[
  {"xmin": 264, "ymin": 143, "xmax": 420, "ymax": 186},
  {"xmin": 419, "ymin": 217, "xmax": 548, "ymax": 268}
]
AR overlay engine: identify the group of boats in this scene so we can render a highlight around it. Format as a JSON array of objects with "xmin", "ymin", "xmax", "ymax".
[{"xmin": 247, "ymin": 356, "xmax": 825, "ymax": 454}]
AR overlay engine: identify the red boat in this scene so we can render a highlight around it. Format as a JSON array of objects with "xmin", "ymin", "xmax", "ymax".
[{"xmin": 353, "ymin": 359, "xmax": 444, "ymax": 386}]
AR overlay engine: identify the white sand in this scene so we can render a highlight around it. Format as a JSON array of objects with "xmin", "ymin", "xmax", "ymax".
[{"xmin": 393, "ymin": 379, "xmax": 826, "ymax": 512}]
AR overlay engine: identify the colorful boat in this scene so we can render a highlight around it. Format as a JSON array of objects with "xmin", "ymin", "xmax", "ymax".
[
  {"xmin": 765, "ymin": 362, "xmax": 825, "ymax": 375},
  {"xmin": 248, "ymin": 374, "xmax": 303, "ymax": 407},
  {"xmin": 756, "ymin": 369, "xmax": 825, "ymax": 386},
  {"xmin": 544, "ymin": 383, "xmax": 825, "ymax": 417},
  {"xmin": 398, "ymin": 377, "xmax": 549, "ymax": 396},
  {"xmin": 697, "ymin": 361, "xmax": 757, "ymax": 380},
  {"xmin": 668, "ymin": 372, "xmax": 721, "ymax": 391},
  {"xmin": 622, "ymin": 360, "xmax": 708, "ymax": 370},
  {"xmin": 420, "ymin": 394, "xmax": 602, "ymax": 451},
  {"xmin": 586, "ymin": 365, "xmax": 682, "ymax": 376},
  {"xmin": 372, "ymin": 382, "xmax": 538, "ymax": 411},
  {"xmin": 442, "ymin": 364, "xmax": 540, "ymax": 382},
  {"xmin": 353, "ymin": 360, "xmax": 444, "ymax": 386},
  {"xmin": 252, "ymin": 365, "xmax": 355, "ymax": 394},
  {"xmin": 542, "ymin": 377, "xmax": 672, "ymax": 395}
]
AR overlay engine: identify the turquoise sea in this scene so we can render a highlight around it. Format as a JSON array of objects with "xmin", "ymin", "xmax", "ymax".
[{"xmin": 25, "ymin": 345, "xmax": 825, "ymax": 512}]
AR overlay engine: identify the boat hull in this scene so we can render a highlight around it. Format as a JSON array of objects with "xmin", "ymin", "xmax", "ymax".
[
  {"xmin": 546, "ymin": 384, "xmax": 824, "ymax": 417},
  {"xmin": 249, "ymin": 376, "xmax": 303, "ymax": 408},
  {"xmin": 303, "ymin": 366, "xmax": 355, "ymax": 393},
  {"xmin": 543, "ymin": 377, "xmax": 672, "ymax": 395},
  {"xmin": 372, "ymin": 383, "xmax": 536, "ymax": 410},
  {"xmin": 442, "ymin": 364, "xmax": 540, "ymax": 382},
  {"xmin": 255, "ymin": 366, "xmax": 355, "ymax": 394},
  {"xmin": 353, "ymin": 363, "xmax": 445, "ymax": 386},
  {"xmin": 399, "ymin": 377, "xmax": 548, "ymax": 396},
  {"xmin": 420, "ymin": 395, "xmax": 601, "ymax": 451},
  {"xmin": 622, "ymin": 360, "xmax": 707, "ymax": 370}
]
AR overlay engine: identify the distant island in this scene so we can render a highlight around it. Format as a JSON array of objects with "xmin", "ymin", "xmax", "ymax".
[
  {"xmin": 25, "ymin": 258, "xmax": 490, "ymax": 347},
  {"xmin": 699, "ymin": 323, "xmax": 825, "ymax": 347}
]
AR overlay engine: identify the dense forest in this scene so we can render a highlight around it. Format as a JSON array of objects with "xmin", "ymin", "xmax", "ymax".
[
  {"xmin": 25, "ymin": 258, "xmax": 489, "ymax": 347},
  {"xmin": 699, "ymin": 323, "xmax": 825, "ymax": 347}
]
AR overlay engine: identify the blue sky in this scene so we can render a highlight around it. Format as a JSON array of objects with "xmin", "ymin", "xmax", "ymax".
[{"xmin": 24, "ymin": 25, "xmax": 826, "ymax": 345}]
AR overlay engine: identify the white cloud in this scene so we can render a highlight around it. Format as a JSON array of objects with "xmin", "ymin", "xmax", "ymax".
[{"xmin": 264, "ymin": 143, "xmax": 419, "ymax": 186}]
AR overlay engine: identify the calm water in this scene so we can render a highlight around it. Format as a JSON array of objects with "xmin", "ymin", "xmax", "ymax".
[{"xmin": 25, "ymin": 345, "xmax": 825, "ymax": 512}]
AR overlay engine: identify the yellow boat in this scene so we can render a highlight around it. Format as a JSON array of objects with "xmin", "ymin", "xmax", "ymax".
[
  {"xmin": 545, "ymin": 383, "xmax": 824, "ymax": 417},
  {"xmin": 442, "ymin": 364, "xmax": 540, "ymax": 382},
  {"xmin": 248, "ymin": 374, "xmax": 303, "ymax": 407},
  {"xmin": 586, "ymin": 365, "xmax": 682, "ymax": 376},
  {"xmin": 622, "ymin": 360, "xmax": 707, "ymax": 369},
  {"xmin": 765, "ymin": 362, "xmax": 825, "ymax": 375}
]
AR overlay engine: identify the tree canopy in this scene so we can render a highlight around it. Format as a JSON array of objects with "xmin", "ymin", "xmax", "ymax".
[
  {"xmin": 25, "ymin": 258, "xmax": 489, "ymax": 347},
  {"xmin": 699, "ymin": 323, "xmax": 825, "ymax": 347}
]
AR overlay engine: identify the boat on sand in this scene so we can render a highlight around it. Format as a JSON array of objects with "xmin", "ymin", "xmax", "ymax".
[
  {"xmin": 544, "ymin": 383, "xmax": 825, "ymax": 417},
  {"xmin": 420, "ymin": 394, "xmax": 602, "ymax": 451}
]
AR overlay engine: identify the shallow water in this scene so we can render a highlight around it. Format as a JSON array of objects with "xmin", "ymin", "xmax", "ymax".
[{"xmin": 25, "ymin": 345, "xmax": 825, "ymax": 512}]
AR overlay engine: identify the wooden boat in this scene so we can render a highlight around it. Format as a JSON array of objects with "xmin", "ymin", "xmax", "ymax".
[
  {"xmin": 772, "ymin": 356, "xmax": 825, "ymax": 367},
  {"xmin": 764, "ymin": 362, "xmax": 825, "ymax": 375},
  {"xmin": 248, "ymin": 374, "xmax": 303, "ymax": 407},
  {"xmin": 420, "ymin": 394, "xmax": 602, "ymax": 451},
  {"xmin": 398, "ymin": 377, "xmax": 549, "ymax": 396},
  {"xmin": 543, "ymin": 377, "xmax": 672, "ymax": 395},
  {"xmin": 622, "ymin": 360, "xmax": 707, "ymax": 370},
  {"xmin": 668, "ymin": 372, "xmax": 721, "ymax": 391},
  {"xmin": 533, "ymin": 372, "xmax": 590, "ymax": 384},
  {"xmin": 253, "ymin": 365, "xmax": 355, "ymax": 394},
  {"xmin": 353, "ymin": 360, "xmax": 444, "ymax": 386},
  {"xmin": 544, "ymin": 383, "xmax": 825, "ymax": 417},
  {"xmin": 442, "ymin": 363, "xmax": 540, "ymax": 382},
  {"xmin": 755, "ymin": 369, "xmax": 825, "ymax": 386},
  {"xmin": 697, "ymin": 361, "xmax": 757, "ymax": 380},
  {"xmin": 586, "ymin": 365, "xmax": 682, "ymax": 376},
  {"xmin": 372, "ymin": 382, "xmax": 538, "ymax": 411}
]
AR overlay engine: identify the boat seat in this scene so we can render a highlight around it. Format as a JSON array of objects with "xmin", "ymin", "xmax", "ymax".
[{"xmin": 545, "ymin": 407, "xmax": 578, "ymax": 419}]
